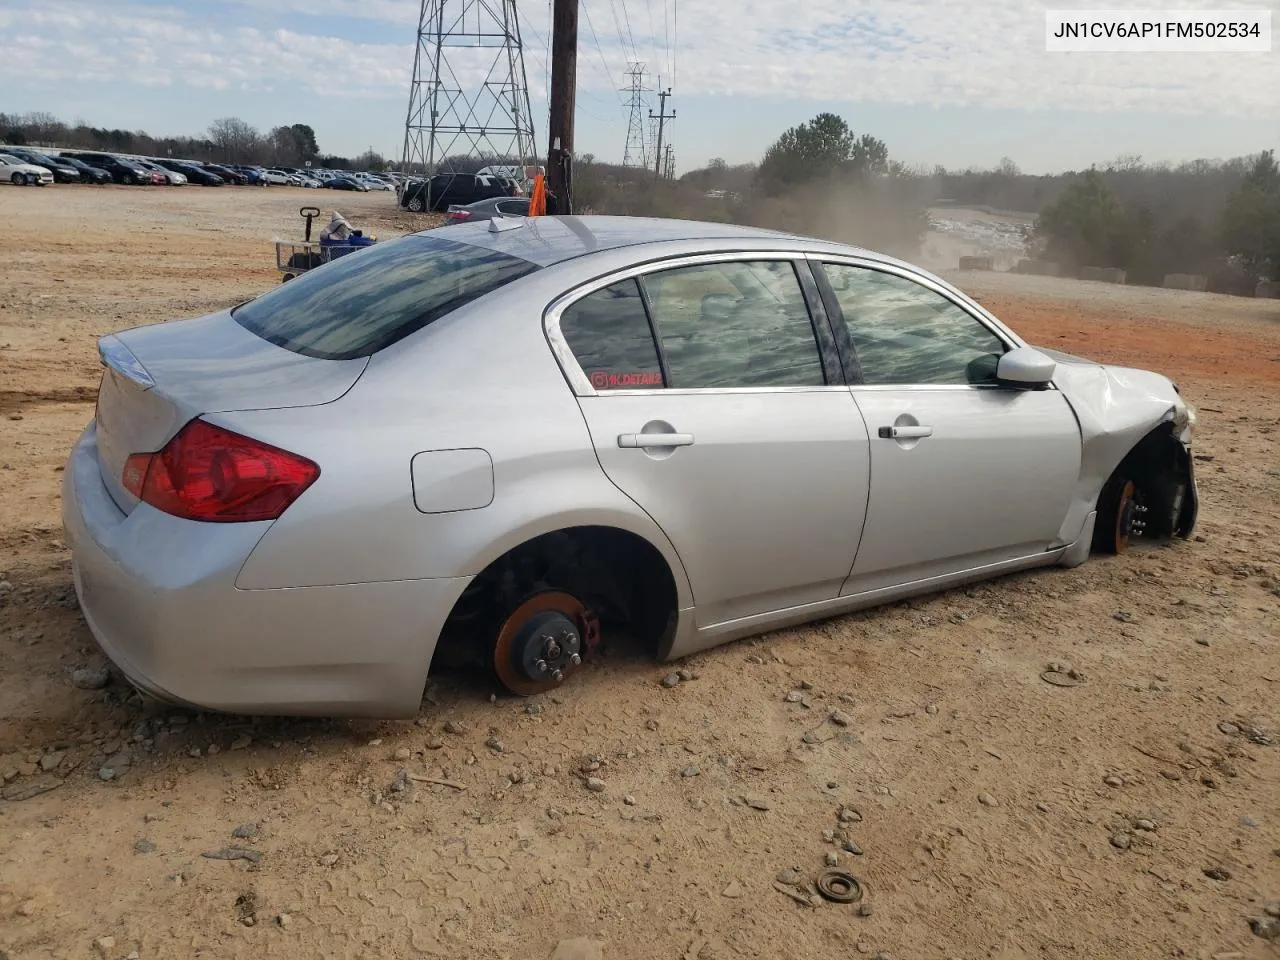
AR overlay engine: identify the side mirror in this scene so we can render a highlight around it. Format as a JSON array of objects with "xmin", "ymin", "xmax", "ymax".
[{"xmin": 996, "ymin": 346, "xmax": 1057, "ymax": 389}]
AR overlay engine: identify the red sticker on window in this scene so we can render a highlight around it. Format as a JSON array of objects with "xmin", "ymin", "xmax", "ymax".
[{"xmin": 590, "ymin": 370, "xmax": 663, "ymax": 389}]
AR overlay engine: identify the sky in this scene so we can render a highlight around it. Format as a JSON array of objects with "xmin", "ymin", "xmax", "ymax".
[{"xmin": 0, "ymin": 0, "xmax": 1276, "ymax": 175}]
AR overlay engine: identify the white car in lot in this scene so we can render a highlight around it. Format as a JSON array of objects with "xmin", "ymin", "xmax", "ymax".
[
  {"xmin": 356, "ymin": 173, "xmax": 395, "ymax": 191},
  {"xmin": 262, "ymin": 169, "xmax": 292, "ymax": 186},
  {"xmin": 0, "ymin": 152, "xmax": 54, "ymax": 186},
  {"xmin": 134, "ymin": 158, "xmax": 187, "ymax": 185}
]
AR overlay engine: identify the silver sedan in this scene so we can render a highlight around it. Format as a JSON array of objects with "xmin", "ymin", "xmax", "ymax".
[{"xmin": 62, "ymin": 216, "xmax": 1199, "ymax": 717}]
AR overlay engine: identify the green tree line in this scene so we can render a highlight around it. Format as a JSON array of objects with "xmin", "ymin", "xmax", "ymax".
[{"xmin": 1032, "ymin": 152, "xmax": 1279, "ymax": 288}]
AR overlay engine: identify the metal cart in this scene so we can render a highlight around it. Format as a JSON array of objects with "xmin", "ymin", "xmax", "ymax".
[{"xmin": 275, "ymin": 206, "xmax": 373, "ymax": 282}]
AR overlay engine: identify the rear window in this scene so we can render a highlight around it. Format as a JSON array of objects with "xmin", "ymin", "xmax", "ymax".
[{"xmin": 232, "ymin": 234, "xmax": 539, "ymax": 360}]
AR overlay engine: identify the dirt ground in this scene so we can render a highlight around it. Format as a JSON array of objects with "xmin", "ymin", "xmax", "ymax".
[{"xmin": 1, "ymin": 186, "xmax": 1278, "ymax": 960}]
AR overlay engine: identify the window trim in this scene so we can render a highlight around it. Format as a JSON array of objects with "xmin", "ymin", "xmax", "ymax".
[
  {"xmin": 809, "ymin": 254, "xmax": 1047, "ymax": 392},
  {"xmin": 544, "ymin": 251, "xmax": 849, "ymax": 397},
  {"xmin": 806, "ymin": 259, "xmax": 865, "ymax": 386}
]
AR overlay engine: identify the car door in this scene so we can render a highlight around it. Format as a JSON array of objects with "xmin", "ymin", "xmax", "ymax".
[
  {"xmin": 548, "ymin": 255, "xmax": 871, "ymax": 627},
  {"xmin": 814, "ymin": 259, "xmax": 1082, "ymax": 596},
  {"xmin": 441, "ymin": 175, "xmax": 476, "ymax": 207}
]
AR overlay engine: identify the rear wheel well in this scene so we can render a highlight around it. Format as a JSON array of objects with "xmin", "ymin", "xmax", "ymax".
[{"xmin": 433, "ymin": 526, "xmax": 679, "ymax": 672}]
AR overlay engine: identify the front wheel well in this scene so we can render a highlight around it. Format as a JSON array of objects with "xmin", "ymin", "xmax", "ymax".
[
  {"xmin": 1093, "ymin": 422, "xmax": 1193, "ymax": 551},
  {"xmin": 433, "ymin": 526, "xmax": 679, "ymax": 672}
]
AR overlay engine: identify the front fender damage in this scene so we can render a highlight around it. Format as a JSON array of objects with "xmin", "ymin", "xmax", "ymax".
[{"xmin": 1049, "ymin": 355, "xmax": 1198, "ymax": 544}]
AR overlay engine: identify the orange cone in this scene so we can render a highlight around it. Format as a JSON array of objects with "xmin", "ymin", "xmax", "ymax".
[{"xmin": 528, "ymin": 173, "xmax": 547, "ymax": 217}]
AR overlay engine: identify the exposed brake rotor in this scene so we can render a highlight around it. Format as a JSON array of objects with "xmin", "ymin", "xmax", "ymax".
[
  {"xmin": 493, "ymin": 591, "xmax": 600, "ymax": 696},
  {"xmin": 1114, "ymin": 479, "xmax": 1149, "ymax": 552}
]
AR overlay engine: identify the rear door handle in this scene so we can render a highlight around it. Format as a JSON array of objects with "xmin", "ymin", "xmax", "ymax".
[
  {"xmin": 877, "ymin": 425, "xmax": 933, "ymax": 439},
  {"xmin": 618, "ymin": 432, "xmax": 694, "ymax": 448}
]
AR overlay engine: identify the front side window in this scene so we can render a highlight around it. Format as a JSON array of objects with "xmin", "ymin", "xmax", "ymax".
[
  {"xmin": 558, "ymin": 280, "xmax": 664, "ymax": 390},
  {"xmin": 233, "ymin": 234, "xmax": 538, "ymax": 360},
  {"xmin": 641, "ymin": 260, "xmax": 825, "ymax": 389},
  {"xmin": 822, "ymin": 264, "xmax": 1007, "ymax": 385}
]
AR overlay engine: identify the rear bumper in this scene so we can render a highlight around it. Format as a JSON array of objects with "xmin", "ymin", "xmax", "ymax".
[{"xmin": 61, "ymin": 424, "xmax": 471, "ymax": 717}]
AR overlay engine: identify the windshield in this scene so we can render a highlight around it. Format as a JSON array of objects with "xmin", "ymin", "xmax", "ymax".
[{"xmin": 232, "ymin": 234, "xmax": 539, "ymax": 360}]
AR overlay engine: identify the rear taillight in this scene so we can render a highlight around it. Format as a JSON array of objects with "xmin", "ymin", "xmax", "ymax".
[
  {"xmin": 450, "ymin": 211, "xmax": 472, "ymax": 222},
  {"xmin": 122, "ymin": 418, "xmax": 319, "ymax": 522}
]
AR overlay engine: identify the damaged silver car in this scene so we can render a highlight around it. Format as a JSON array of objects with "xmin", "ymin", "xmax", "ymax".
[{"xmin": 62, "ymin": 216, "xmax": 1197, "ymax": 717}]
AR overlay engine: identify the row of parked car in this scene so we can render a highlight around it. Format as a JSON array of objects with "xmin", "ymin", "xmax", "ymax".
[{"xmin": 0, "ymin": 146, "xmax": 402, "ymax": 192}]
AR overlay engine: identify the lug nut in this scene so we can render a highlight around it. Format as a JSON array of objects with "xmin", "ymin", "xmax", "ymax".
[
  {"xmin": 535, "ymin": 659, "xmax": 548, "ymax": 673},
  {"xmin": 569, "ymin": 653, "xmax": 581, "ymax": 666},
  {"xmin": 551, "ymin": 669, "xmax": 564, "ymax": 683}
]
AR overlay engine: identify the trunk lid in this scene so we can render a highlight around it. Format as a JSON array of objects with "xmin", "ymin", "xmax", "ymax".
[{"xmin": 94, "ymin": 310, "xmax": 367, "ymax": 513}]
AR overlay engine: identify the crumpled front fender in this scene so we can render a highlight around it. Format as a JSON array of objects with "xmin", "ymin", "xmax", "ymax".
[{"xmin": 1040, "ymin": 349, "xmax": 1195, "ymax": 543}]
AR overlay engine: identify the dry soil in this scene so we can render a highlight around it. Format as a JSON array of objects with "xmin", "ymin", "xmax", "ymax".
[{"xmin": 1, "ymin": 185, "xmax": 1278, "ymax": 960}]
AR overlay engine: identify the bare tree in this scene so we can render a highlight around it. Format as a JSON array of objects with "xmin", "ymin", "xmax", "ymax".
[{"xmin": 208, "ymin": 117, "xmax": 261, "ymax": 162}]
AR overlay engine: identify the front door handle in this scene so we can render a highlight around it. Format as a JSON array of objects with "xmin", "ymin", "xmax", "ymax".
[
  {"xmin": 877, "ymin": 425, "xmax": 933, "ymax": 439},
  {"xmin": 618, "ymin": 432, "xmax": 694, "ymax": 448}
]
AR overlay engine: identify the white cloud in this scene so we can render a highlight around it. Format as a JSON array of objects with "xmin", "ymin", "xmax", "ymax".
[
  {"xmin": 0, "ymin": 4, "xmax": 413, "ymax": 99},
  {"xmin": 0, "ymin": 0, "xmax": 1275, "ymax": 122},
  {"xmin": 589, "ymin": 0, "xmax": 1278, "ymax": 118}
]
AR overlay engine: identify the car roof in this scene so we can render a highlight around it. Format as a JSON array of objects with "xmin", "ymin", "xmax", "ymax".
[
  {"xmin": 421, "ymin": 215, "xmax": 855, "ymax": 267},
  {"xmin": 459, "ymin": 196, "xmax": 513, "ymax": 211}
]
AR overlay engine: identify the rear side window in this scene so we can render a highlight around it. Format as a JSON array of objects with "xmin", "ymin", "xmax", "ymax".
[
  {"xmin": 558, "ymin": 280, "xmax": 664, "ymax": 389},
  {"xmin": 642, "ymin": 260, "xmax": 826, "ymax": 389},
  {"xmin": 233, "ymin": 234, "xmax": 538, "ymax": 360}
]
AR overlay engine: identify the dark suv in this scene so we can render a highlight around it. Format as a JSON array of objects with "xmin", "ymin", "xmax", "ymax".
[
  {"xmin": 399, "ymin": 173, "xmax": 514, "ymax": 213},
  {"xmin": 60, "ymin": 152, "xmax": 153, "ymax": 185}
]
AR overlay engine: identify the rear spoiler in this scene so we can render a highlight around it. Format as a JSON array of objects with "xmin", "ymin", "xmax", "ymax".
[{"xmin": 98, "ymin": 335, "xmax": 155, "ymax": 390}]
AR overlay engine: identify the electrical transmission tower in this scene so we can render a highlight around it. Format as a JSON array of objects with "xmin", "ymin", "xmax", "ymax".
[
  {"xmin": 621, "ymin": 62, "xmax": 651, "ymax": 169},
  {"xmin": 401, "ymin": 0, "xmax": 536, "ymax": 178}
]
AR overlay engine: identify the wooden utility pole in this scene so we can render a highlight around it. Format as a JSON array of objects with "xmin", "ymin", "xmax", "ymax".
[
  {"xmin": 650, "ymin": 86, "xmax": 674, "ymax": 180},
  {"xmin": 546, "ymin": 0, "xmax": 578, "ymax": 213}
]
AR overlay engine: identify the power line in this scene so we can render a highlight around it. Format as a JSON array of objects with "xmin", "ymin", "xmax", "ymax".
[
  {"xmin": 662, "ymin": 0, "xmax": 671, "ymax": 84},
  {"xmin": 643, "ymin": 0, "xmax": 658, "ymax": 83},
  {"xmin": 672, "ymin": 0, "xmax": 677, "ymax": 89},
  {"xmin": 581, "ymin": 0, "xmax": 628, "ymax": 108},
  {"xmin": 609, "ymin": 0, "xmax": 639, "ymax": 63},
  {"xmin": 620, "ymin": 0, "xmax": 641, "ymax": 60}
]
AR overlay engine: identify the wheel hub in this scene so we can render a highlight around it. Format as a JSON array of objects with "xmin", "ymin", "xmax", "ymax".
[
  {"xmin": 1119, "ymin": 498, "xmax": 1149, "ymax": 538},
  {"xmin": 515, "ymin": 612, "xmax": 582, "ymax": 684},
  {"xmin": 492, "ymin": 591, "xmax": 599, "ymax": 696}
]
